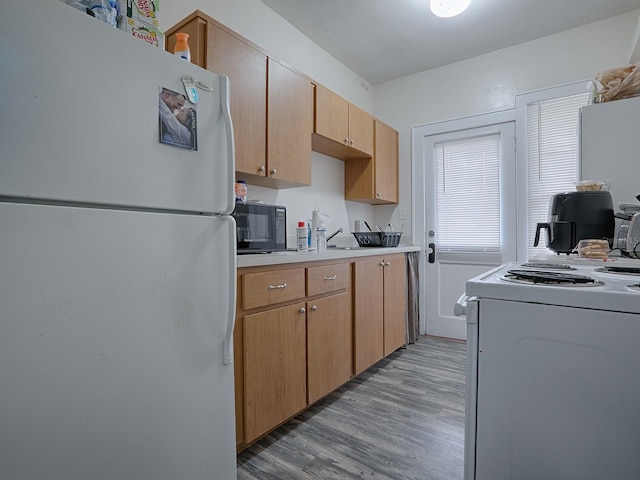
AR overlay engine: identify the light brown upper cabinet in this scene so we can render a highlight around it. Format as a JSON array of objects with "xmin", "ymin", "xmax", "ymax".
[
  {"xmin": 166, "ymin": 11, "xmax": 313, "ymax": 188},
  {"xmin": 345, "ymin": 119, "xmax": 399, "ymax": 204},
  {"xmin": 267, "ymin": 59, "xmax": 313, "ymax": 187},
  {"xmin": 313, "ymin": 84, "xmax": 374, "ymax": 159}
]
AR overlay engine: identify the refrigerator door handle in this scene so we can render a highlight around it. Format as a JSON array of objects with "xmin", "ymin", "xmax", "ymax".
[
  {"xmin": 220, "ymin": 75, "xmax": 236, "ymax": 216},
  {"xmin": 223, "ymin": 215, "xmax": 237, "ymax": 365}
]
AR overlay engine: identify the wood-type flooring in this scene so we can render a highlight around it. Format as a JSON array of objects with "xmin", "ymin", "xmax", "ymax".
[{"xmin": 237, "ymin": 335, "xmax": 466, "ymax": 480}]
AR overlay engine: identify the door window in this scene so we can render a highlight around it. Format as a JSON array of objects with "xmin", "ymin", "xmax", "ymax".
[{"xmin": 435, "ymin": 134, "xmax": 501, "ymax": 254}]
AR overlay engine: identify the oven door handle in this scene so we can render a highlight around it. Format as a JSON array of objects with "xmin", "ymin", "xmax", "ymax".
[{"xmin": 454, "ymin": 293, "xmax": 468, "ymax": 316}]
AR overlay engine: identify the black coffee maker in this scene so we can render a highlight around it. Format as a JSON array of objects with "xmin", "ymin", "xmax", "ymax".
[{"xmin": 534, "ymin": 191, "xmax": 615, "ymax": 254}]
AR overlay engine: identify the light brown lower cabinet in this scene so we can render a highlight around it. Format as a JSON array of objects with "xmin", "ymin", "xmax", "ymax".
[
  {"xmin": 353, "ymin": 254, "xmax": 407, "ymax": 375},
  {"xmin": 235, "ymin": 255, "xmax": 405, "ymax": 450},
  {"xmin": 307, "ymin": 291, "xmax": 352, "ymax": 404},
  {"xmin": 243, "ymin": 302, "xmax": 307, "ymax": 444},
  {"xmin": 235, "ymin": 260, "xmax": 352, "ymax": 450},
  {"xmin": 353, "ymin": 257, "xmax": 385, "ymax": 374},
  {"xmin": 382, "ymin": 255, "xmax": 408, "ymax": 356}
]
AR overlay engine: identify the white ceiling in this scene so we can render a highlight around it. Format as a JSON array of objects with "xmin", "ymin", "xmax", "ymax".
[{"xmin": 258, "ymin": 0, "xmax": 640, "ymax": 85}]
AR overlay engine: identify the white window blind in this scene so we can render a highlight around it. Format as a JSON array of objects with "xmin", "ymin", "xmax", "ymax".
[
  {"xmin": 435, "ymin": 134, "xmax": 501, "ymax": 253},
  {"xmin": 527, "ymin": 93, "xmax": 590, "ymax": 256}
]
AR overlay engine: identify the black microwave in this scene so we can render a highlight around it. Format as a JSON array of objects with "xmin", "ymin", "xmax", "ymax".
[{"xmin": 233, "ymin": 203, "xmax": 287, "ymax": 254}]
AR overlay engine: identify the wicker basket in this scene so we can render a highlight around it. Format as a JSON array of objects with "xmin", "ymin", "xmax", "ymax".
[{"xmin": 352, "ymin": 231, "xmax": 402, "ymax": 247}]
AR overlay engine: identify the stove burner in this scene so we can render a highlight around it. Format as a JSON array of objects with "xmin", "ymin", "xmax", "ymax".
[
  {"xmin": 502, "ymin": 269, "xmax": 604, "ymax": 286},
  {"xmin": 520, "ymin": 262, "xmax": 576, "ymax": 271},
  {"xmin": 594, "ymin": 266, "xmax": 640, "ymax": 276}
]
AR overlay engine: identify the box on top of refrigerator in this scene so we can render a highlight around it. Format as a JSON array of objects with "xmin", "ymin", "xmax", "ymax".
[
  {"xmin": 118, "ymin": 0, "xmax": 159, "ymax": 27},
  {"xmin": 119, "ymin": 16, "xmax": 163, "ymax": 48}
]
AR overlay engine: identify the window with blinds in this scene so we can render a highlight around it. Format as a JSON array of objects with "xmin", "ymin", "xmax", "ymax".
[
  {"xmin": 526, "ymin": 92, "xmax": 590, "ymax": 256},
  {"xmin": 435, "ymin": 134, "xmax": 501, "ymax": 253}
]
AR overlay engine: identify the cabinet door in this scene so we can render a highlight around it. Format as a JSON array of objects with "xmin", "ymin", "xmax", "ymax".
[
  {"xmin": 353, "ymin": 257, "xmax": 384, "ymax": 374},
  {"xmin": 314, "ymin": 83, "xmax": 349, "ymax": 145},
  {"xmin": 243, "ymin": 302, "xmax": 307, "ymax": 443},
  {"xmin": 267, "ymin": 59, "xmax": 313, "ymax": 187},
  {"xmin": 374, "ymin": 121, "xmax": 399, "ymax": 204},
  {"xmin": 307, "ymin": 292, "xmax": 352, "ymax": 404},
  {"xmin": 344, "ymin": 121, "xmax": 399, "ymax": 204},
  {"xmin": 206, "ymin": 23, "xmax": 267, "ymax": 178},
  {"xmin": 383, "ymin": 254, "xmax": 407, "ymax": 356},
  {"xmin": 348, "ymin": 104, "xmax": 374, "ymax": 156}
]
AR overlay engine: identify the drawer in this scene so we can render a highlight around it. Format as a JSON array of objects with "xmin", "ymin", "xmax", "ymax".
[
  {"xmin": 307, "ymin": 263, "xmax": 351, "ymax": 297},
  {"xmin": 242, "ymin": 268, "xmax": 306, "ymax": 310}
]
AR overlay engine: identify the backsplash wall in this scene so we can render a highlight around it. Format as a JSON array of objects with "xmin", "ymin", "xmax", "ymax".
[{"xmin": 239, "ymin": 152, "xmax": 373, "ymax": 249}]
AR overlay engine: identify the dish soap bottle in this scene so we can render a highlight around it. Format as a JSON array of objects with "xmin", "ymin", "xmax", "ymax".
[{"xmin": 173, "ymin": 33, "xmax": 191, "ymax": 62}]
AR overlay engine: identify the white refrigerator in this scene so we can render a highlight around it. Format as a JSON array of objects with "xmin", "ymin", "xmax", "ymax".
[
  {"xmin": 580, "ymin": 95, "xmax": 640, "ymax": 207},
  {"xmin": 0, "ymin": 1, "xmax": 238, "ymax": 479}
]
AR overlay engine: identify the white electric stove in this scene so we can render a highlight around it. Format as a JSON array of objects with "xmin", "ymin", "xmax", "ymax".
[
  {"xmin": 466, "ymin": 259, "xmax": 640, "ymax": 314},
  {"xmin": 463, "ymin": 259, "xmax": 640, "ymax": 480}
]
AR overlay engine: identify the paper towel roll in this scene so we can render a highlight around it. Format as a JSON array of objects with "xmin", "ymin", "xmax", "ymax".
[{"xmin": 311, "ymin": 207, "xmax": 329, "ymax": 239}]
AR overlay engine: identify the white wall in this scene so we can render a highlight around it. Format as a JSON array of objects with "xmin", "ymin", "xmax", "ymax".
[{"xmin": 373, "ymin": 10, "xmax": 640, "ymax": 244}]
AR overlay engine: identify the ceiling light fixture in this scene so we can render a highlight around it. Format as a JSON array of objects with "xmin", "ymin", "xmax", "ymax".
[{"xmin": 430, "ymin": 0, "xmax": 472, "ymax": 18}]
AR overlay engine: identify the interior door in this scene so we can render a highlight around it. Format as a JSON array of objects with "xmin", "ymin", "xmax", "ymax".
[{"xmin": 421, "ymin": 119, "xmax": 516, "ymax": 339}]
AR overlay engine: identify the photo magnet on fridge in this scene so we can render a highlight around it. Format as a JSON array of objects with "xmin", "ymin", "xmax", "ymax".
[{"xmin": 158, "ymin": 87, "xmax": 198, "ymax": 150}]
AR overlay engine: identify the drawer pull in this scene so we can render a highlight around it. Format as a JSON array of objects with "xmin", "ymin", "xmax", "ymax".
[
  {"xmin": 310, "ymin": 305, "xmax": 317, "ymax": 311},
  {"xmin": 268, "ymin": 283, "xmax": 287, "ymax": 290},
  {"xmin": 323, "ymin": 275, "xmax": 337, "ymax": 281}
]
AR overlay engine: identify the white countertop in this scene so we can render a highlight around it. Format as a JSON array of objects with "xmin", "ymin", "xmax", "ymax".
[{"xmin": 237, "ymin": 245, "xmax": 421, "ymax": 268}]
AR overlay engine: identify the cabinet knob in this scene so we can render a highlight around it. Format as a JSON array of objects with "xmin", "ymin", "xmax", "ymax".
[
  {"xmin": 258, "ymin": 165, "xmax": 266, "ymax": 173},
  {"xmin": 344, "ymin": 138, "xmax": 349, "ymax": 145},
  {"xmin": 376, "ymin": 193, "xmax": 381, "ymax": 197},
  {"xmin": 385, "ymin": 261, "xmax": 390, "ymax": 267},
  {"xmin": 270, "ymin": 168, "xmax": 277, "ymax": 176},
  {"xmin": 299, "ymin": 307, "xmax": 306, "ymax": 314},
  {"xmin": 310, "ymin": 305, "xmax": 317, "ymax": 311},
  {"xmin": 379, "ymin": 261, "xmax": 385, "ymax": 267},
  {"xmin": 349, "ymin": 139, "xmax": 353, "ymax": 146}
]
